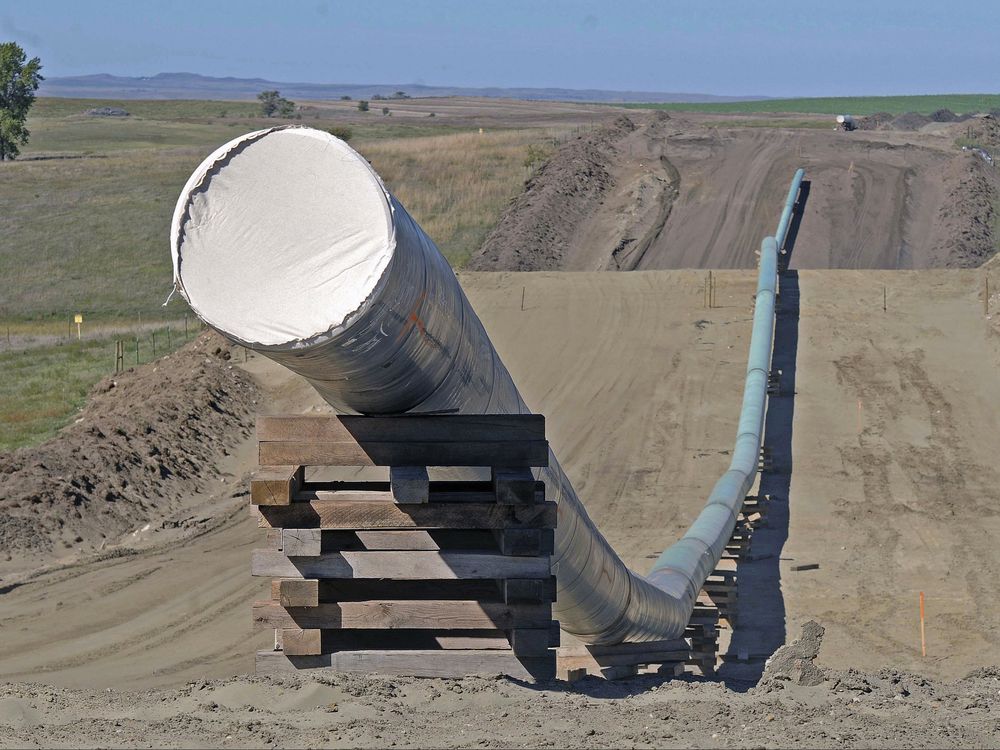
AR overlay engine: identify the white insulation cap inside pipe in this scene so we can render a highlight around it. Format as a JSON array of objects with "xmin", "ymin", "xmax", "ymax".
[{"xmin": 170, "ymin": 126, "xmax": 395, "ymax": 347}]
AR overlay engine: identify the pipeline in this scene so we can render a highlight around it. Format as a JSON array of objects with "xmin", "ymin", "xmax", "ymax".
[
  {"xmin": 647, "ymin": 167, "xmax": 804, "ymax": 600},
  {"xmin": 170, "ymin": 125, "xmax": 803, "ymax": 644}
]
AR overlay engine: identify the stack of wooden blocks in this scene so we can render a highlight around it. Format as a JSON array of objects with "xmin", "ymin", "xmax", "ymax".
[{"xmin": 249, "ymin": 413, "xmax": 559, "ymax": 681}]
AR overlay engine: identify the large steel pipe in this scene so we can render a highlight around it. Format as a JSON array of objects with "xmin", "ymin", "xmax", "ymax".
[{"xmin": 171, "ymin": 125, "xmax": 802, "ymax": 644}]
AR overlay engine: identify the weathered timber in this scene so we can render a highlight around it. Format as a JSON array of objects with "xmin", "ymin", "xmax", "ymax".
[
  {"xmin": 282, "ymin": 528, "xmax": 322, "ymax": 557},
  {"xmin": 510, "ymin": 625, "xmax": 560, "ymax": 653},
  {"xmin": 256, "ymin": 499, "xmax": 557, "ymax": 530},
  {"xmin": 281, "ymin": 628, "xmax": 322, "ymax": 656},
  {"xmin": 257, "ymin": 414, "xmax": 545, "ymax": 444},
  {"xmin": 389, "ymin": 466, "xmax": 429, "ymax": 503},
  {"xmin": 272, "ymin": 578, "xmax": 320, "ymax": 607},
  {"xmin": 251, "ymin": 549, "xmax": 551, "ymax": 580},
  {"xmin": 276, "ymin": 629, "xmax": 526, "ymax": 652},
  {"xmin": 503, "ymin": 578, "xmax": 557, "ymax": 604},
  {"xmin": 491, "ymin": 467, "xmax": 537, "ymax": 505},
  {"xmin": 251, "ymin": 465, "xmax": 304, "ymax": 506},
  {"xmin": 494, "ymin": 528, "xmax": 555, "ymax": 556},
  {"xmin": 253, "ymin": 600, "xmax": 552, "ymax": 631},
  {"xmin": 259, "ymin": 439, "xmax": 549, "ymax": 468},
  {"xmin": 256, "ymin": 649, "xmax": 555, "ymax": 681}
]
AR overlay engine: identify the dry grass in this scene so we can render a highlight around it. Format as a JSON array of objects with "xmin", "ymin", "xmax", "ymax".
[
  {"xmin": 359, "ymin": 129, "xmax": 558, "ymax": 267},
  {"xmin": 2, "ymin": 100, "xmax": 558, "ymax": 451}
]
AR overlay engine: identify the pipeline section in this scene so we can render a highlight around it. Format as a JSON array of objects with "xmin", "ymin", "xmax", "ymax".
[
  {"xmin": 647, "ymin": 167, "xmax": 804, "ymax": 605},
  {"xmin": 170, "ymin": 125, "xmax": 803, "ymax": 644}
]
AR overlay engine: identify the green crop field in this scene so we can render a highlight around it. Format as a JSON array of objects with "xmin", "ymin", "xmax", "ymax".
[{"xmin": 627, "ymin": 93, "xmax": 1000, "ymax": 116}]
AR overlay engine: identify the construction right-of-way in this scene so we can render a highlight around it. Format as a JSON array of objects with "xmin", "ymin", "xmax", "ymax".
[{"xmin": 169, "ymin": 124, "xmax": 803, "ymax": 674}]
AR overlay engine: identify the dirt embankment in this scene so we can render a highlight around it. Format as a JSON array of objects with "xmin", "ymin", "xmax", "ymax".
[
  {"xmin": 472, "ymin": 113, "xmax": 999, "ymax": 270},
  {"xmin": 468, "ymin": 113, "xmax": 680, "ymax": 271},
  {"xmin": 0, "ymin": 333, "xmax": 258, "ymax": 558},
  {"xmin": 933, "ymin": 154, "xmax": 999, "ymax": 267}
]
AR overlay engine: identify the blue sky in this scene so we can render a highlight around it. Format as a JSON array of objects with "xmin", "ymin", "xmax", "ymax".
[{"xmin": 2, "ymin": 0, "xmax": 998, "ymax": 97}]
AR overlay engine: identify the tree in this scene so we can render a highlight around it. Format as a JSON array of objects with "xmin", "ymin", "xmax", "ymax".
[
  {"xmin": 357, "ymin": 100, "xmax": 369, "ymax": 112},
  {"xmin": 0, "ymin": 42, "xmax": 43, "ymax": 161},
  {"xmin": 257, "ymin": 89, "xmax": 295, "ymax": 118}
]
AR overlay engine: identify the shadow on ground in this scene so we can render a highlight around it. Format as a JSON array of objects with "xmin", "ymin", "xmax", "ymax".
[{"xmin": 718, "ymin": 180, "xmax": 808, "ymax": 689}]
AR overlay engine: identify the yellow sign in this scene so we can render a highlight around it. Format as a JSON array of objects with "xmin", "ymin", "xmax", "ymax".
[{"xmin": 74, "ymin": 314, "xmax": 83, "ymax": 324}]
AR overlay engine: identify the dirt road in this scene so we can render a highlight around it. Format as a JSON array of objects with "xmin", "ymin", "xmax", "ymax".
[{"xmin": 471, "ymin": 115, "xmax": 1000, "ymax": 271}]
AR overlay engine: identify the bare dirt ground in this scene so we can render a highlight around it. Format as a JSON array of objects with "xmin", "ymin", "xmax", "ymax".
[
  {"xmin": 2, "ymin": 270, "xmax": 998, "ymax": 747},
  {"xmin": 469, "ymin": 113, "xmax": 1000, "ymax": 271}
]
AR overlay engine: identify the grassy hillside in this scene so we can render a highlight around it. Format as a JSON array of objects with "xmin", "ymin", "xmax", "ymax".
[{"xmin": 628, "ymin": 93, "xmax": 1000, "ymax": 116}]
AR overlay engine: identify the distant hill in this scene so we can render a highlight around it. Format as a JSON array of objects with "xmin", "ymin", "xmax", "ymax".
[{"xmin": 38, "ymin": 72, "xmax": 770, "ymax": 104}]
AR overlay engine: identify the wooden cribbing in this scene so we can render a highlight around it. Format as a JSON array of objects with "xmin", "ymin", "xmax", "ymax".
[
  {"xmin": 257, "ymin": 414, "xmax": 548, "ymax": 468},
  {"xmin": 251, "ymin": 465, "xmax": 304, "ymax": 506},
  {"xmin": 253, "ymin": 600, "xmax": 553, "ymax": 630},
  {"xmin": 251, "ymin": 549, "xmax": 551, "ymax": 580},
  {"xmin": 255, "ymin": 498, "xmax": 555, "ymax": 530},
  {"xmin": 250, "ymin": 412, "xmax": 558, "ymax": 681}
]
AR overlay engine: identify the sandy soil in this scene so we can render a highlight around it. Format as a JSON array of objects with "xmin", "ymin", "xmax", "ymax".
[
  {"xmin": 469, "ymin": 114, "xmax": 1000, "ymax": 271},
  {"xmin": 2, "ymin": 270, "xmax": 998, "ymax": 746}
]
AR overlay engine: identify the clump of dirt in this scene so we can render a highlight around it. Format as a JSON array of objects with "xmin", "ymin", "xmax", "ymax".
[
  {"xmin": 759, "ymin": 620, "xmax": 826, "ymax": 687},
  {"xmin": 928, "ymin": 108, "xmax": 969, "ymax": 123},
  {"xmin": 467, "ymin": 115, "xmax": 638, "ymax": 271},
  {"xmin": 856, "ymin": 111, "xmax": 894, "ymax": 130},
  {"xmin": 891, "ymin": 112, "xmax": 932, "ymax": 131},
  {"xmin": 934, "ymin": 155, "xmax": 999, "ymax": 267},
  {"xmin": 0, "ymin": 332, "xmax": 258, "ymax": 555}
]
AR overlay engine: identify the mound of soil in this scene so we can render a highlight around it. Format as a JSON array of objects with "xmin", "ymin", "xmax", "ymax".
[
  {"xmin": 928, "ymin": 108, "xmax": 968, "ymax": 123},
  {"xmin": 856, "ymin": 111, "xmax": 894, "ymax": 130},
  {"xmin": 0, "ymin": 332, "xmax": 258, "ymax": 556},
  {"xmin": 891, "ymin": 112, "xmax": 932, "ymax": 130},
  {"xmin": 467, "ymin": 115, "xmax": 638, "ymax": 271},
  {"xmin": 935, "ymin": 155, "xmax": 999, "ymax": 267}
]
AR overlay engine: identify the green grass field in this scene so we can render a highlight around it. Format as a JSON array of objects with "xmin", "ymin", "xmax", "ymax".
[
  {"xmin": 1, "ymin": 98, "xmax": 535, "ymax": 324},
  {"xmin": 0, "ymin": 327, "xmax": 189, "ymax": 451},
  {"xmin": 628, "ymin": 93, "xmax": 1000, "ymax": 116},
  {"xmin": 0, "ymin": 96, "xmax": 555, "ymax": 451}
]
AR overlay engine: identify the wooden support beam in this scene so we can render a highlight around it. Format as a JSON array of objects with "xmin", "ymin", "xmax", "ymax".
[
  {"xmin": 251, "ymin": 549, "xmax": 551, "ymax": 580},
  {"xmin": 491, "ymin": 468, "xmax": 538, "ymax": 504},
  {"xmin": 250, "ymin": 465, "xmax": 304, "ymax": 506},
  {"xmin": 272, "ymin": 579, "xmax": 320, "ymax": 607},
  {"xmin": 503, "ymin": 578, "xmax": 557, "ymax": 604},
  {"xmin": 389, "ymin": 466, "xmax": 429, "ymax": 504},
  {"xmin": 253, "ymin": 600, "xmax": 553, "ymax": 630},
  {"xmin": 256, "ymin": 499, "xmax": 557, "ymax": 530},
  {"xmin": 281, "ymin": 628, "xmax": 322, "ymax": 656},
  {"xmin": 493, "ymin": 528, "xmax": 555, "ymax": 556},
  {"xmin": 256, "ymin": 649, "xmax": 555, "ymax": 681},
  {"xmin": 282, "ymin": 529, "xmax": 322, "ymax": 557},
  {"xmin": 259, "ymin": 439, "xmax": 549, "ymax": 468},
  {"xmin": 257, "ymin": 414, "xmax": 545, "ymax": 444},
  {"xmin": 509, "ymin": 624, "xmax": 561, "ymax": 654}
]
